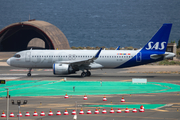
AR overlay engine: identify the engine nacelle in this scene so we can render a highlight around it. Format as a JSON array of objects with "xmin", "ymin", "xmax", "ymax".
[{"xmin": 53, "ymin": 63, "xmax": 76, "ymax": 75}]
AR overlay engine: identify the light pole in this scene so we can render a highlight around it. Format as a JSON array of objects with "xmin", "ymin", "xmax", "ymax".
[
  {"xmin": 5, "ymin": 88, "xmax": 9, "ymax": 120},
  {"xmin": 11, "ymin": 100, "xmax": 28, "ymax": 120}
]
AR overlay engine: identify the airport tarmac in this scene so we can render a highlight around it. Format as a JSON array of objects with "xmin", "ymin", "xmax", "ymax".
[{"xmin": 0, "ymin": 53, "xmax": 180, "ymax": 120}]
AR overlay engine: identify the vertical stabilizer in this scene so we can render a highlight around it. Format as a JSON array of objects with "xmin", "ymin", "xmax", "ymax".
[{"xmin": 141, "ymin": 23, "xmax": 172, "ymax": 53}]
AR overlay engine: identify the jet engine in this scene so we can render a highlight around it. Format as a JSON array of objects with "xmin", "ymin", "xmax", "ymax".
[{"xmin": 53, "ymin": 63, "xmax": 76, "ymax": 75}]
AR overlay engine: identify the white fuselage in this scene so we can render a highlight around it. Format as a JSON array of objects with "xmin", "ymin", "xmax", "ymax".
[{"xmin": 8, "ymin": 49, "xmax": 139, "ymax": 69}]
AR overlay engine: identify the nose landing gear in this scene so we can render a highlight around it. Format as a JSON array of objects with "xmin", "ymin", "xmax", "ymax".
[{"xmin": 27, "ymin": 68, "xmax": 32, "ymax": 77}]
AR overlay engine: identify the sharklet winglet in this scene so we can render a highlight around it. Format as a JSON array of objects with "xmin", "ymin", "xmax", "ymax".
[{"xmin": 94, "ymin": 48, "xmax": 102, "ymax": 58}]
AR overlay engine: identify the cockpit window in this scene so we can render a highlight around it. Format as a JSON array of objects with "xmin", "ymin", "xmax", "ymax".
[{"xmin": 13, "ymin": 54, "xmax": 21, "ymax": 58}]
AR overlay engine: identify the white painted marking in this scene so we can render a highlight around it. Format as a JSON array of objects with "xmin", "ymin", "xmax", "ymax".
[
  {"xmin": 10, "ymin": 69, "xmax": 34, "ymax": 71},
  {"xmin": 0, "ymin": 77, "xmax": 20, "ymax": 79},
  {"xmin": 44, "ymin": 69, "xmax": 53, "ymax": 71},
  {"xmin": 0, "ymin": 74, "xmax": 27, "ymax": 75},
  {"xmin": 0, "ymin": 74, "xmax": 38, "ymax": 79},
  {"xmin": 156, "ymin": 104, "xmax": 173, "ymax": 109}
]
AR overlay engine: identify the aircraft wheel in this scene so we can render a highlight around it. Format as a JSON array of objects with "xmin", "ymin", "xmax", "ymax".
[
  {"xmin": 27, "ymin": 73, "xmax": 31, "ymax": 77},
  {"xmin": 86, "ymin": 71, "xmax": 91, "ymax": 76},
  {"xmin": 81, "ymin": 72, "xmax": 86, "ymax": 77}
]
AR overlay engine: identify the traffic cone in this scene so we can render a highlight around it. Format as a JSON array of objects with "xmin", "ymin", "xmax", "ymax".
[
  {"xmin": 71, "ymin": 110, "xmax": 76, "ymax": 115},
  {"xmin": 48, "ymin": 109, "xmax": 53, "ymax": 116},
  {"xmin": 64, "ymin": 109, "xmax": 69, "ymax": 115},
  {"xmin": 9, "ymin": 112, "xmax": 14, "ymax": 117},
  {"xmin": 139, "ymin": 105, "xmax": 145, "ymax": 112},
  {"xmin": 103, "ymin": 96, "xmax": 107, "ymax": 101},
  {"xmin": 132, "ymin": 108, "xmax": 137, "ymax": 113},
  {"xmin": 56, "ymin": 111, "xmax": 61, "ymax": 115},
  {"xmin": 141, "ymin": 105, "xmax": 145, "ymax": 110},
  {"xmin": 83, "ymin": 94, "xmax": 88, "ymax": 100},
  {"xmin": 17, "ymin": 111, "xmax": 22, "ymax": 117},
  {"xmin": 64, "ymin": 93, "xmax": 69, "ymax": 98},
  {"xmin": 1, "ymin": 111, "xmax": 6, "ymax": 117},
  {"xmin": 102, "ymin": 109, "xmax": 107, "ymax": 114},
  {"xmin": 124, "ymin": 108, "xmax": 129, "ymax": 113},
  {"xmin": 40, "ymin": 111, "xmax": 45, "ymax": 116},
  {"xmin": 110, "ymin": 107, "xmax": 114, "ymax": 113},
  {"xmin": 86, "ymin": 110, "xmax": 92, "ymax": 114},
  {"xmin": 25, "ymin": 112, "xmax": 30, "ymax": 117},
  {"xmin": 79, "ymin": 108, "xmax": 84, "ymax": 114},
  {"xmin": 117, "ymin": 108, "xmax": 121, "ymax": 113},
  {"xmin": 33, "ymin": 110, "xmax": 38, "ymax": 116},
  {"xmin": 94, "ymin": 108, "xmax": 99, "ymax": 114},
  {"xmin": 121, "ymin": 96, "xmax": 125, "ymax": 102}
]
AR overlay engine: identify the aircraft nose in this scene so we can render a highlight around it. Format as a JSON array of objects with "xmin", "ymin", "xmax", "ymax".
[{"xmin": 7, "ymin": 58, "xmax": 11, "ymax": 65}]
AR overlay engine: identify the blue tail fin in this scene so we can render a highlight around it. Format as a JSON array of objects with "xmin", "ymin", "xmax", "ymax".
[{"xmin": 141, "ymin": 23, "xmax": 172, "ymax": 53}]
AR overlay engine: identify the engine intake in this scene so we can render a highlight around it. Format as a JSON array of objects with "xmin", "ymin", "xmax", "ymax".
[{"xmin": 53, "ymin": 63, "xmax": 76, "ymax": 75}]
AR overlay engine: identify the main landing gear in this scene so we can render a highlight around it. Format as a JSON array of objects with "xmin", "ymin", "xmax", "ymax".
[
  {"xmin": 81, "ymin": 70, "xmax": 91, "ymax": 77},
  {"xmin": 27, "ymin": 68, "xmax": 32, "ymax": 77}
]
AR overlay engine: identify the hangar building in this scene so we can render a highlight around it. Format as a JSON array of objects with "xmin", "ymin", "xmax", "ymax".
[{"xmin": 0, "ymin": 20, "xmax": 70, "ymax": 51}]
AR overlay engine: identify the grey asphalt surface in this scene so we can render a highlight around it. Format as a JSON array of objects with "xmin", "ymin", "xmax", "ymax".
[{"xmin": 0, "ymin": 52, "xmax": 180, "ymax": 120}]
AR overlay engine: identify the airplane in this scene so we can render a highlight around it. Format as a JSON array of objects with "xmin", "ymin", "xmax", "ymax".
[{"xmin": 6, "ymin": 23, "xmax": 175, "ymax": 77}]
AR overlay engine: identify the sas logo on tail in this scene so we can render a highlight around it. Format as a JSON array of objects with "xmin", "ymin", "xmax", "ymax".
[{"xmin": 146, "ymin": 42, "xmax": 166, "ymax": 50}]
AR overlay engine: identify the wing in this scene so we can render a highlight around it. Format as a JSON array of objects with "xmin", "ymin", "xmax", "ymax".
[{"xmin": 57, "ymin": 48, "xmax": 102, "ymax": 69}]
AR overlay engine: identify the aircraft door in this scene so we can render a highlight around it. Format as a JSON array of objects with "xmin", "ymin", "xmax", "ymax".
[
  {"xmin": 25, "ymin": 52, "xmax": 31, "ymax": 62},
  {"xmin": 136, "ymin": 52, "xmax": 141, "ymax": 62}
]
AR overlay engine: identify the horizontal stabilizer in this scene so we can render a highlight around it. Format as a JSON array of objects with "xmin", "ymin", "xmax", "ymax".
[
  {"xmin": 150, "ymin": 54, "xmax": 167, "ymax": 59},
  {"xmin": 150, "ymin": 52, "xmax": 175, "ymax": 59}
]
